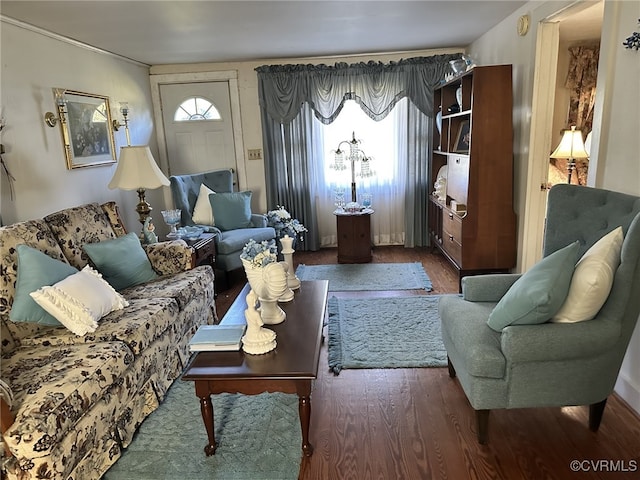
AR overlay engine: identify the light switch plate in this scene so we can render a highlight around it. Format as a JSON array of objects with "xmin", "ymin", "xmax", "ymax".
[{"xmin": 248, "ymin": 148, "xmax": 262, "ymax": 160}]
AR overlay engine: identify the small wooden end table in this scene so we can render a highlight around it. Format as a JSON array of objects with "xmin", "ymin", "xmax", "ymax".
[
  {"xmin": 182, "ymin": 232, "xmax": 224, "ymax": 295},
  {"xmin": 182, "ymin": 280, "xmax": 328, "ymax": 457},
  {"xmin": 183, "ymin": 232, "xmax": 217, "ymax": 269},
  {"xmin": 335, "ymin": 210, "xmax": 373, "ymax": 263}
]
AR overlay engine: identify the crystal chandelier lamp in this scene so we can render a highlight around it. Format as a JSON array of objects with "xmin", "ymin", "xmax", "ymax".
[{"xmin": 330, "ymin": 131, "xmax": 375, "ymax": 203}]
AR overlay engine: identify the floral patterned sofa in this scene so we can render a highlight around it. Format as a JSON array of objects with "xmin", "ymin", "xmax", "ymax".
[{"xmin": 0, "ymin": 202, "xmax": 216, "ymax": 480}]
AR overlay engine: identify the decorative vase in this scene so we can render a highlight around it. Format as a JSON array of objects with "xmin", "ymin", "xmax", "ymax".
[
  {"xmin": 279, "ymin": 235, "xmax": 301, "ymax": 290},
  {"xmin": 456, "ymin": 86, "xmax": 463, "ymax": 109},
  {"xmin": 241, "ymin": 290, "xmax": 277, "ymax": 355},
  {"xmin": 242, "ymin": 259, "xmax": 287, "ymax": 325},
  {"xmin": 278, "ymin": 262, "xmax": 295, "ymax": 302},
  {"xmin": 436, "ymin": 109, "xmax": 442, "ymax": 135}
]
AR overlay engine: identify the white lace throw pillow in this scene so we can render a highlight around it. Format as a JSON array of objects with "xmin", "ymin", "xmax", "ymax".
[
  {"xmin": 30, "ymin": 265, "xmax": 129, "ymax": 336},
  {"xmin": 192, "ymin": 183, "xmax": 216, "ymax": 226}
]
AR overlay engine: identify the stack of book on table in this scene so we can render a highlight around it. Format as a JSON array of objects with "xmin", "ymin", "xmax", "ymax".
[{"xmin": 189, "ymin": 324, "xmax": 246, "ymax": 352}]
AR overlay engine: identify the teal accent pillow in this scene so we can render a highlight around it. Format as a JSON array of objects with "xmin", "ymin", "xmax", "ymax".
[
  {"xmin": 9, "ymin": 245, "xmax": 78, "ymax": 325},
  {"xmin": 487, "ymin": 241, "xmax": 580, "ymax": 332},
  {"xmin": 83, "ymin": 232, "xmax": 158, "ymax": 291},
  {"xmin": 209, "ymin": 191, "xmax": 252, "ymax": 231}
]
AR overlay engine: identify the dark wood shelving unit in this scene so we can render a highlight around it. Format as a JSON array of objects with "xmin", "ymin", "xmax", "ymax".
[{"xmin": 428, "ymin": 65, "xmax": 517, "ymax": 291}]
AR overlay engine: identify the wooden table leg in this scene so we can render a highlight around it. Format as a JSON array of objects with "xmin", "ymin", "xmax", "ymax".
[
  {"xmin": 297, "ymin": 381, "xmax": 314, "ymax": 457},
  {"xmin": 195, "ymin": 382, "xmax": 217, "ymax": 456}
]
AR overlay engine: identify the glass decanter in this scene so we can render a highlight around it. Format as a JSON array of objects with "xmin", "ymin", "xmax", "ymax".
[
  {"xmin": 334, "ymin": 188, "xmax": 346, "ymax": 211},
  {"xmin": 161, "ymin": 209, "xmax": 181, "ymax": 238}
]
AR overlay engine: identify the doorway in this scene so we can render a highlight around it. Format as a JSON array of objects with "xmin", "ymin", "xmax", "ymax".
[
  {"xmin": 159, "ymin": 81, "xmax": 236, "ymax": 178},
  {"xmin": 150, "ymin": 71, "xmax": 247, "ymax": 207},
  {"xmin": 521, "ymin": 0, "xmax": 603, "ymax": 270}
]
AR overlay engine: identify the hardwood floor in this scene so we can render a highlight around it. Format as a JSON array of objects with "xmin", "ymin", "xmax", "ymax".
[{"xmin": 214, "ymin": 246, "xmax": 640, "ymax": 480}]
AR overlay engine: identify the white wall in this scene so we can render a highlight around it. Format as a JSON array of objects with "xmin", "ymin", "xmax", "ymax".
[
  {"xmin": 0, "ymin": 20, "xmax": 160, "ymax": 233},
  {"xmin": 469, "ymin": 0, "xmax": 640, "ymax": 414},
  {"xmin": 596, "ymin": 0, "xmax": 640, "ymax": 416}
]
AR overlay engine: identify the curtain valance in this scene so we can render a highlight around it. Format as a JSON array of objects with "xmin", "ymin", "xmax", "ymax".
[{"xmin": 256, "ymin": 54, "xmax": 459, "ymax": 124}]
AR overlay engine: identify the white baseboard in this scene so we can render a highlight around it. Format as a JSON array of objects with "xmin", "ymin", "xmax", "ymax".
[{"xmin": 615, "ymin": 373, "xmax": 640, "ymax": 416}]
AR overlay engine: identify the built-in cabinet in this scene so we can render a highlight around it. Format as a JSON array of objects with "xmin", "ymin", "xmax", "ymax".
[{"xmin": 428, "ymin": 65, "xmax": 517, "ymax": 290}]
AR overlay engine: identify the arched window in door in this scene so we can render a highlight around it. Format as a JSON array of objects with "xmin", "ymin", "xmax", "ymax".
[{"xmin": 174, "ymin": 97, "xmax": 221, "ymax": 121}]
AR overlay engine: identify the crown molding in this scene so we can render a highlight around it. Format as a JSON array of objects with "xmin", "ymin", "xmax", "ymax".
[{"xmin": 1, "ymin": 15, "xmax": 149, "ymax": 68}]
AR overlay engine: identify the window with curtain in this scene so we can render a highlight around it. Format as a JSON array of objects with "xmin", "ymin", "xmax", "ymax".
[
  {"xmin": 256, "ymin": 54, "xmax": 458, "ymax": 251},
  {"xmin": 317, "ymin": 98, "xmax": 408, "ymax": 246}
]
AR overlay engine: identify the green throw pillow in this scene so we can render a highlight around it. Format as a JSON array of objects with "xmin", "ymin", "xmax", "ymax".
[
  {"xmin": 83, "ymin": 232, "xmax": 158, "ymax": 291},
  {"xmin": 209, "ymin": 191, "xmax": 253, "ymax": 231},
  {"xmin": 10, "ymin": 245, "xmax": 78, "ymax": 325},
  {"xmin": 487, "ymin": 241, "xmax": 580, "ymax": 332}
]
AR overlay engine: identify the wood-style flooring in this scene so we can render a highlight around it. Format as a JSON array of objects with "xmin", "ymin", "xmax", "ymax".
[{"xmin": 214, "ymin": 246, "xmax": 640, "ymax": 480}]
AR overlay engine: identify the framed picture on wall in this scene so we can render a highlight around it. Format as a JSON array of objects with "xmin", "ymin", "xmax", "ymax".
[
  {"xmin": 454, "ymin": 120, "xmax": 471, "ymax": 153},
  {"xmin": 55, "ymin": 89, "xmax": 116, "ymax": 169}
]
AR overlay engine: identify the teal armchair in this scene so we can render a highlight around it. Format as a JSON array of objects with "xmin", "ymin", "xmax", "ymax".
[
  {"xmin": 169, "ymin": 169, "xmax": 275, "ymax": 279},
  {"xmin": 439, "ymin": 184, "xmax": 640, "ymax": 444}
]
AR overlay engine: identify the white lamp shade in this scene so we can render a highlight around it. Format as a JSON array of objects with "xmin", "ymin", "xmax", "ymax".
[
  {"xmin": 550, "ymin": 126, "xmax": 589, "ymax": 159},
  {"xmin": 108, "ymin": 146, "xmax": 170, "ymax": 190}
]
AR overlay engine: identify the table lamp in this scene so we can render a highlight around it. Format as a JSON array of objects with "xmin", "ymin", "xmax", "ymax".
[
  {"xmin": 108, "ymin": 145, "xmax": 170, "ymax": 226},
  {"xmin": 550, "ymin": 126, "xmax": 589, "ymax": 184},
  {"xmin": 329, "ymin": 131, "xmax": 375, "ymax": 203}
]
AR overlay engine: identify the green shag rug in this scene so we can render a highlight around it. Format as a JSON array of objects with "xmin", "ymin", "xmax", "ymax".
[
  {"xmin": 103, "ymin": 381, "xmax": 301, "ymax": 480},
  {"xmin": 295, "ymin": 262, "xmax": 432, "ymax": 291},
  {"xmin": 327, "ymin": 296, "xmax": 447, "ymax": 374}
]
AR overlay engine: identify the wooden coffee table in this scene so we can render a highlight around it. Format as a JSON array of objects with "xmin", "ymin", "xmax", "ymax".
[{"xmin": 182, "ymin": 280, "xmax": 328, "ymax": 457}]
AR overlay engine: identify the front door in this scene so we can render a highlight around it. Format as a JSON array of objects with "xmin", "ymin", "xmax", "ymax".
[{"xmin": 159, "ymin": 81, "xmax": 237, "ymax": 181}]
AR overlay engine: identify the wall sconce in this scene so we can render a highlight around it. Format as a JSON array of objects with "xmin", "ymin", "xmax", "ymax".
[
  {"xmin": 44, "ymin": 88, "xmax": 67, "ymax": 127},
  {"xmin": 112, "ymin": 102, "xmax": 131, "ymax": 146}
]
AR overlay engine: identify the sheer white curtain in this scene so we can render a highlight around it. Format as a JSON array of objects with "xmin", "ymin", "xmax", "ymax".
[{"xmin": 313, "ymin": 98, "xmax": 409, "ymax": 247}]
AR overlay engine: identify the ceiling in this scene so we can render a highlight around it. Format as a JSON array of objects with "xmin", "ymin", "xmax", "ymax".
[
  {"xmin": 1, "ymin": 1, "xmax": 531, "ymax": 65},
  {"xmin": 558, "ymin": 1, "xmax": 603, "ymax": 43}
]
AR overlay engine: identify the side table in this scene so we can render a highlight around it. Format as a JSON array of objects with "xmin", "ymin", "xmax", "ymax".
[
  {"xmin": 183, "ymin": 232, "xmax": 219, "ymax": 296},
  {"xmin": 184, "ymin": 232, "xmax": 217, "ymax": 269},
  {"xmin": 335, "ymin": 210, "xmax": 373, "ymax": 263}
]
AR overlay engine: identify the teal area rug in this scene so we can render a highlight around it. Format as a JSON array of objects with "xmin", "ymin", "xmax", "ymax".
[
  {"xmin": 327, "ymin": 296, "xmax": 447, "ymax": 374},
  {"xmin": 103, "ymin": 380, "xmax": 301, "ymax": 480},
  {"xmin": 295, "ymin": 262, "xmax": 432, "ymax": 291}
]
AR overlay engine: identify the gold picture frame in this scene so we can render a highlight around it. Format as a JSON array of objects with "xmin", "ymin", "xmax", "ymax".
[{"xmin": 56, "ymin": 89, "xmax": 116, "ymax": 169}]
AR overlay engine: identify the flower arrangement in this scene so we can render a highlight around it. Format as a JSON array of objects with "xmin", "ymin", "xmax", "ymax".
[
  {"xmin": 266, "ymin": 206, "xmax": 308, "ymax": 240},
  {"xmin": 240, "ymin": 239, "xmax": 278, "ymax": 268}
]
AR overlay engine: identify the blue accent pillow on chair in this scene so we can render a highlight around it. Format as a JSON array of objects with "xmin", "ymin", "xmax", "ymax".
[
  {"xmin": 84, "ymin": 232, "xmax": 158, "ymax": 290},
  {"xmin": 487, "ymin": 241, "xmax": 580, "ymax": 331},
  {"xmin": 209, "ymin": 191, "xmax": 253, "ymax": 231}
]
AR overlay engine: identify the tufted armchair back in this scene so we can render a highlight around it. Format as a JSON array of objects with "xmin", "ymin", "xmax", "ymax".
[
  {"xmin": 169, "ymin": 169, "xmax": 234, "ymax": 228},
  {"xmin": 544, "ymin": 184, "xmax": 640, "ymax": 258}
]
